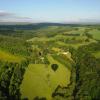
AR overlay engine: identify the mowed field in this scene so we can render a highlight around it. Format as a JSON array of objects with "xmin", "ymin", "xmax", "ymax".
[
  {"xmin": 89, "ymin": 29, "xmax": 100, "ymax": 40},
  {"xmin": 20, "ymin": 55, "xmax": 71, "ymax": 100}
]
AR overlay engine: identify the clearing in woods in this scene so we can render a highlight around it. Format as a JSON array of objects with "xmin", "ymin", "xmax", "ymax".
[{"xmin": 20, "ymin": 55, "xmax": 71, "ymax": 100}]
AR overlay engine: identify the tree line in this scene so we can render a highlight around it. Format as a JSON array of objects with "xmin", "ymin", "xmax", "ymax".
[{"xmin": 0, "ymin": 60, "xmax": 29, "ymax": 100}]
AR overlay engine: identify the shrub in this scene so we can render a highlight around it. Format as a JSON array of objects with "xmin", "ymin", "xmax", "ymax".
[{"xmin": 51, "ymin": 64, "xmax": 58, "ymax": 71}]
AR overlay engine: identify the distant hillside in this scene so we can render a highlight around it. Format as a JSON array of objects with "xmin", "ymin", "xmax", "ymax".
[{"xmin": 0, "ymin": 23, "xmax": 88, "ymax": 30}]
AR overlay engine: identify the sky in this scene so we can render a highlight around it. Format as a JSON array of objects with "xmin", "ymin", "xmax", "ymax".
[{"xmin": 0, "ymin": 0, "xmax": 100, "ymax": 23}]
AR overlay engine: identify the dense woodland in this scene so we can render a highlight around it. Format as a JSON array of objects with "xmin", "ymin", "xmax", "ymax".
[{"xmin": 0, "ymin": 24, "xmax": 100, "ymax": 100}]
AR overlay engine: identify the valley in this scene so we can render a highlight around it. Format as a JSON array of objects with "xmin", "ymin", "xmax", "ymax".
[{"xmin": 0, "ymin": 24, "xmax": 100, "ymax": 100}]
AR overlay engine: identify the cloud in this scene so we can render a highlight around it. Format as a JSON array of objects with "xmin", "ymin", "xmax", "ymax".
[
  {"xmin": 79, "ymin": 17, "xmax": 100, "ymax": 24},
  {"xmin": 0, "ymin": 10, "xmax": 33, "ymax": 22},
  {"xmin": 0, "ymin": 10, "xmax": 100, "ymax": 24},
  {"xmin": 63, "ymin": 16, "xmax": 100, "ymax": 24},
  {"xmin": 0, "ymin": 10, "xmax": 13, "ymax": 17}
]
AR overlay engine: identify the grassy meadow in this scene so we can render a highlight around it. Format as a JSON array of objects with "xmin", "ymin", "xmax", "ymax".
[
  {"xmin": 0, "ymin": 50, "xmax": 25, "ymax": 62},
  {"xmin": 20, "ymin": 55, "xmax": 71, "ymax": 100}
]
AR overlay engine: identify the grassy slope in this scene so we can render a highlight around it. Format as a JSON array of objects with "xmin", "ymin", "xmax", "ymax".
[
  {"xmin": 89, "ymin": 29, "xmax": 100, "ymax": 40},
  {"xmin": 20, "ymin": 55, "xmax": 70, "ymax": 100},
  {"xmin": 56, "ymin": 40, "xmax": 96, "ymax": 49},
  {"xmin": 28, "ymin": 33, "xmax": 97, "ymax": 49},
  {"xmin": 0, "ymin": 50, "xmax": 25, "ymax": 62}
]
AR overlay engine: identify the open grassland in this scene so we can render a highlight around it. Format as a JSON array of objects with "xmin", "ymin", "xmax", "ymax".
[
  {"xmin": 0, "ymin": 50, "xmax": 25, "ymax": 62},
  {"xmin": 28, "ymin": 34, "xmax": 87, "ymax": 42},
  {"xmin": 20, "ymin": 55, "xmax": 71, "ymax": 100},
  {"xmin": 89, "ymin": 29, "xmax": 100, "ymax": 40},
  {"xmin": 56, "ymin": 40, "xmax": 96, "ymax": 49},
  {"xmin": 28, "ymin": 31, "xmax": 97, "ymax": 50}
]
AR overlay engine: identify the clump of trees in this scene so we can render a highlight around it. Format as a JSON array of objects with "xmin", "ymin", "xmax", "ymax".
[
  {"xmin": 0, "ymin": 60, "xmax": 29, "ymax": 99},
  {"xmin": 52, "ymin": 67, "xmax": 76, "ymax": 100},
  {"xmin": 52, "ymin": 54, "xmax": 72, "ymax": 70},
  {"xmin": 0, "ymin": 34, "xmax": 32, "ymax": 56},
  {"xmin": 52, "ymin": 42, "xmax": 100, "ymax": 100},
  {"xmin": 84, "ymin": 32, "xmax": 93, "ymax": 39},
  {"xmin": 52, "ymin": 48, "xmax": 76, "ymax": 100},
  {"xmin": 34, "ymin": 96, "xmax": 46, "ymax": 100},
  {"xmin": 73, "ymin": 44, "xmax": 100, "ymax": 100},
  {"xmin": 51, "ymin": 64, "xmax": 59, "ymax": 71}
]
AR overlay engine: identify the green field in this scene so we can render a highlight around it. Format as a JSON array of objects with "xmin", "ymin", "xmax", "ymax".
[
  {"xmin": 89, "ymin": 29, "xmax": 100, "ymax": 40},
  {"xmin": 56, "ymin": 40, "xmax": 96, "ymax": 49},
  {"xmin": 0, "ymin": 50, "xmax": 25, "ymax": 62},
  {"xmin": 20, "ymin": 55, "xmax": 71, "ymax": 100}
]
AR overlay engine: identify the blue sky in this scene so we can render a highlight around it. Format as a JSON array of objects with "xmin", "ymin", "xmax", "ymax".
[{"xmin": 0, "ymin": 0, "xmax": 100, "ymax": 23}]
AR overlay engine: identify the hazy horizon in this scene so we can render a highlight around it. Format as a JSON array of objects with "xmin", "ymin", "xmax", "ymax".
[{"xmin": 0, "ymin": 0, "xmax": 100, "ymax": 24}]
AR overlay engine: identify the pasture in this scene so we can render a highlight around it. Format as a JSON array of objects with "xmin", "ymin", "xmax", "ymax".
[
  {"xmin": 20, "ymin": 55, "xmax": 71, "ymax": 100},
  {"xmin": 89, "ymin": 29, "xmax": 100, "ymax": 40}
]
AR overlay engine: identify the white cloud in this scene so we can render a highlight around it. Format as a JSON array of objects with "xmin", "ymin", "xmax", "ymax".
[
  {"xmin": 0, "ymin": 10, "xmax": 33, "ymax": 22},
  {"xmin": 0, "ymin": 10, "xmax": 13, "ymax": 17},
  {"xmin": 0, "ymin": 10, "xmax": 100, "ymax": 24}
]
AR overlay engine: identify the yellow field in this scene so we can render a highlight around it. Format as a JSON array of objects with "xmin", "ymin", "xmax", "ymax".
[
  {"xmin": 52, "ymin": 47, "xmax": 62, "ymax": 52},
  {"xmin": 0, "ymin": 50, "xmax": 25, "ymax": 62},
  {"xmin": 20, "ymin": 55, "xmax": 71, "ymax": 100}
]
